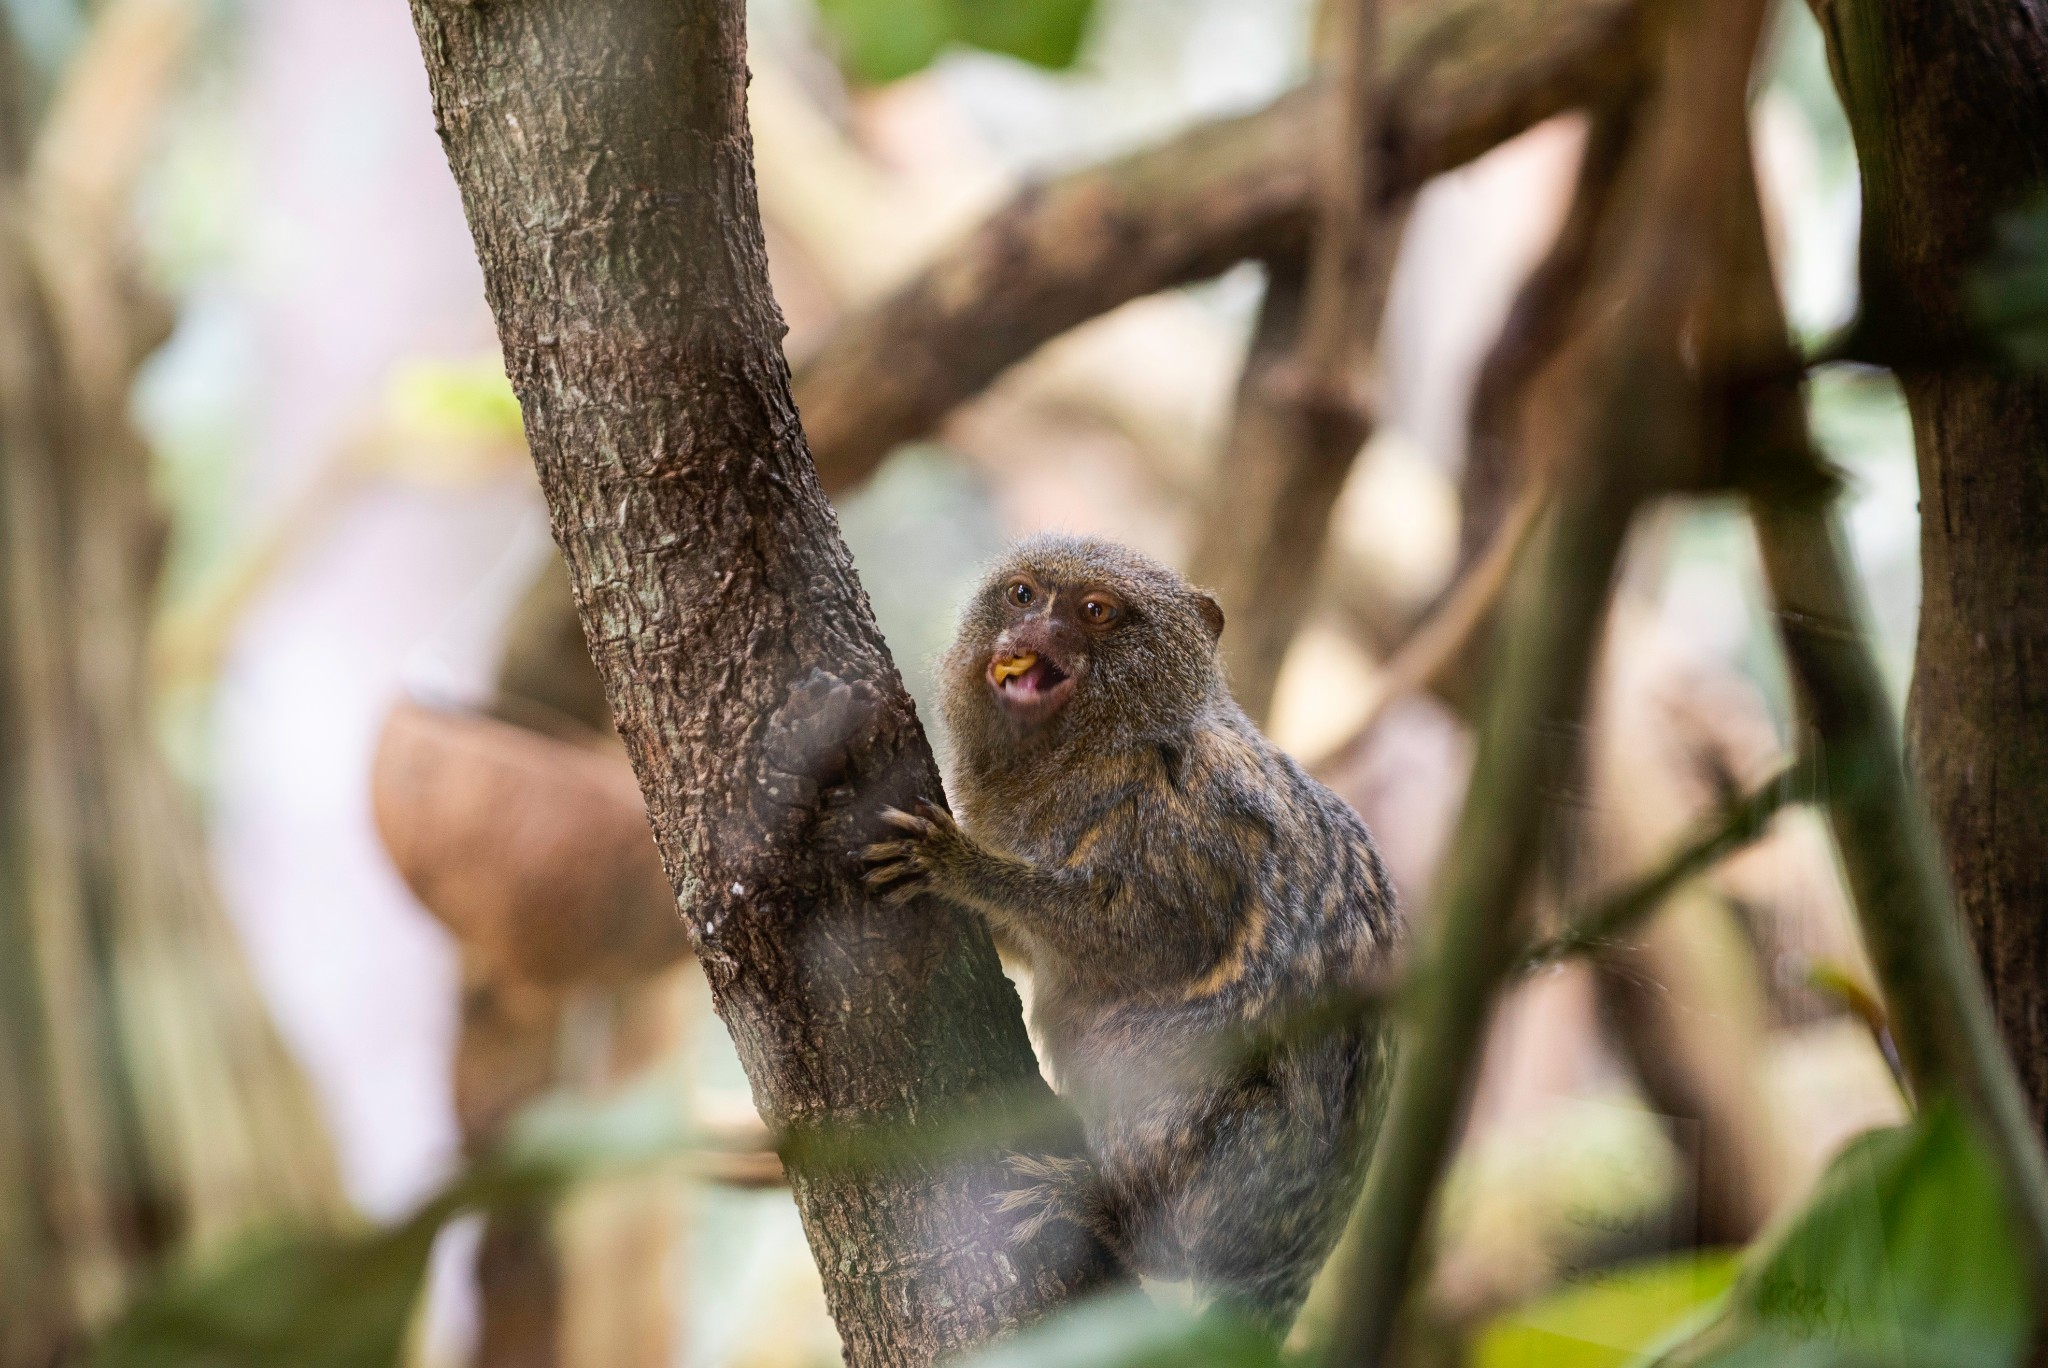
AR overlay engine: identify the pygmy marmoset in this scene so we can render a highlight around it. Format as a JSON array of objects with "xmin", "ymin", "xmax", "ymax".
[{"xmin": 864, "ymin": 534, "xmax": 1402, "ymax": 1330}]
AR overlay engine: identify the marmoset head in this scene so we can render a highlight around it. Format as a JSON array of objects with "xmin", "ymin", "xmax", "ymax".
[{"xmin": 939, "ymin": 534, "xmax": 1227, "ymax": 754}]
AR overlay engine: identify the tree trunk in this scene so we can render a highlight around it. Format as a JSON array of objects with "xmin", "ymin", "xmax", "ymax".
[
  {"xmin": 404, "ymin": 4, "xmax": 1121, "ymax": 1365},
  {"xmin": 1813, "ymin": 0, "xmax": 2048, "ymax": 1130}
]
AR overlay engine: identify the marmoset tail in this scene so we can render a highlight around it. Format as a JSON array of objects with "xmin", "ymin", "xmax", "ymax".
[{"xmin": 864, "ymin": 533, "xmax": 1402, "ymax": 1331}]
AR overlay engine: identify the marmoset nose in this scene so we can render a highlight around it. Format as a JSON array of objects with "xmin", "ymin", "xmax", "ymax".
[{"xmin": 994, "ymin": 612, "xmax": 1084, "ymax": 668}]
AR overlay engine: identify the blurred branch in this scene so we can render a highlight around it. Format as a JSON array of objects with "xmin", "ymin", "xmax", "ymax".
[
  {"xmin": 1292, "ymin": 0, "xmax": 1383, "ymax": 395},
  {"xmin": 1752, "ymin": 490, "xmax": 2048, "ymax": 1284},
  {"xmin": 1320, "ymin": 0, "xmax": 1775, "ymax": 1358},
  {"xmin": 794, "ymin": 0, "xmax": 1649, "ymax": 493},
  {"xmin": 1325, "ymin": 481, "xmax": 1646, "ymax": 1365},
  {"xmin": 1185, "ymin": 0, "xmax": 1403, "ymax": 725},
  {"xmin": 1457, "ymin": 95, "xmax": 1641, "ymax": 580},
  {"xmin": 1188, "ymin": 235, "xmax": 1400, "ymax": 723},
  {"xmin": 24, "ymin": 0, "xmax": 196, "ymax": 402},
  {"xmin": 1309, "ymin": 96, "xmax": 1642, "ymax": 763},
  {"xmin": 1311, "ymin": 479, "xmax": 1544, "ymax": 773},
  {"xmin": 0, "ymin": 8, "xmax": 341, "ymax": 1359}
]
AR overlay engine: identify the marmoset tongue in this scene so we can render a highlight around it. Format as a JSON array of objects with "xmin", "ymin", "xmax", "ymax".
[{"xmin": 990, "ymin": 652, "xmax": 1038, "ymax": 685}]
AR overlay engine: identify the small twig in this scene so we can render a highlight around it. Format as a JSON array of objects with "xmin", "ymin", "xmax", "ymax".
[
  {"xmin": 1312, "ymin": 479, "xmax": 1546, "ymax": 772},
  {"xmin": 1523, "ymin": 754, "xmax": 1819, "ymax": 969},
  {"xmin": 1803, "ymin": 960, "xmax": 1910, "ymax": 1103}
]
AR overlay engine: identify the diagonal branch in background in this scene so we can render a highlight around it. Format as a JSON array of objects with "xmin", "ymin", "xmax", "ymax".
[
  {"xmin": 1318, "ymin": 0, "xmax": 1777, "ymax": 1358},
  {"xmin": 405, "ymin": 3, "xmax": 1123, "ymax": 1364},
  {"xmin": 794, "ymin": 0, "xmax": 1649, "ymax": 494},
  {"xmin": 1310, "ymin": 95, "xmax": 1641, "ymax": 765},
  {"xmin": 1523, "ymin": 754, "xmax": 1818, "ymax": 969},
  {"xmin": 1309, "ymin": 91, "xmax": 1642, "ymax": 764},
  {"xmin": 1187, "ymin": 224, "xmax": 1403, "ymax": 724}
]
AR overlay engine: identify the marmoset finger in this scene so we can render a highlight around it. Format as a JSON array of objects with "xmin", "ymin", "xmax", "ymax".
[{"xmin": 878, "ymin": 805, "xmax": 935, "ymax": 837}]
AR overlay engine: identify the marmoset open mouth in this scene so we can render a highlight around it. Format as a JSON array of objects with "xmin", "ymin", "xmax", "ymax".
[{"xmin": 987, "ymin": 651, "xmax": 1077, "ymax": 722}]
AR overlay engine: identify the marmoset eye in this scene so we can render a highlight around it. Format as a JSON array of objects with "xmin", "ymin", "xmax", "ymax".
[
  {"xmin": 1080, "ymin": 595, "xmax": 1120, "ymax": 626},
  {"xmin": 1007, "ymin": 580, "xmax": 1035, "ymax": 608}
]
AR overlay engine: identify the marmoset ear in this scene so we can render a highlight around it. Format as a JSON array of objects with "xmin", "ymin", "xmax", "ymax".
[{"xmin": 1196, "ymin": 593, "xmax": 1225, "ymax": 642}]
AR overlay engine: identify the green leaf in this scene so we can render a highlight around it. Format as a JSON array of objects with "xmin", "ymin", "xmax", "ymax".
[
  {"xmin": 1649, "ymin": 1104, "xmax": 2030, "ymax": 1368},
  {"xmin": 1969, "ymin": 191, "xmax": 2048, "ymax": 367},
  {"xmin": 461, "ymin": 1072, "xmax": 698, "ymax": 1203},
  {"xmin": 953, "ymin": 0, "xmax": 1094, "ymax": 70},
  {"xmin": 1473, "ymin": 1252, "xmax": 1739, "ymax": 1368},
  {"xmin": 384, "ymin": 354, "xmax": 524, "ymax": 444},
  {"xmin": 814, "ymin": 0, "xmax": 954, "ymax": 83},
  {"xmin": 957, "ymin": 1292, "xmax": 1280, "ymax": 1368},
  {"xmin": 812, "ymin": 0, "xmax": 1096, "ymax": 84},
  {"xmin": 90, "ymin": 1215, "xmax": 444, "ymax": 1368},
  {"xmin": 92, "ymin": 1079, "xmax": 701, "ymax": 1368}
]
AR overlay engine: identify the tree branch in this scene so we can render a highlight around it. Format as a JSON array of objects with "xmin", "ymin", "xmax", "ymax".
[
  {"xmin": 1691, "ymin": 17, "xmax": 2048, "ymax": 1292},
  {"xmin": 794, "ymin": 0, "xmax": 1650, "ymax": 493},
  {"xmin": 24, "ymin": 0, "xmax": 195, "ymax": 403},
  {"xmin": 1814, "ymin": 0, "xmax": 2048, "ymax": 1185},
  {"xmin": 405, "ymin": 3, "xmax": 1122, "ymax": 1363},
  {"xmin": 1319, "ymin": 0, "xmax": 1773, "ymax": 1357}
]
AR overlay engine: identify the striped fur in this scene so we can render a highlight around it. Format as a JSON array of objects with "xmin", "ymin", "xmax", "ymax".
[{"xmin": 869, "ymin": 535, "xmax": 1403, "ymax": 1330}]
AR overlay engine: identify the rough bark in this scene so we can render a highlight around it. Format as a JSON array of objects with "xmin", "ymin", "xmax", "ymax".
[
  {"xmin": 794, "ymin": 0, "xmax": 1650, "ymax": 492},
  {"xmin": 405, "ymin": 4, "xmax": 1120, "ymax": 1365},
  {"xmin": 1811, "ymin": 0, "xmax": 2048, "ymax": 1142}
]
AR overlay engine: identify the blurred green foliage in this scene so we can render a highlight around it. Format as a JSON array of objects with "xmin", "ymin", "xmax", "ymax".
[
  {"xmin": 813, "ymin": 0, "xmax": 1096, "ymax": 84},
  {"xmin": 1474, "ymin": 1253, "xmax": 1738, "ymax": 1368},
  {"xmin": 385, "ymin": 355, "xmax": 525, "ymax": 446},
  {"xmin": 958, "ymin": 1292, "xmax": 1277, "ymax": 1368},
  {"xmin": 1970, "ymin": 192, "xmax": 2048, "ymax": 367},
  {"xmin": 1650, "ymin": 1104, "xmax": 2028, "ymax": 1368},
  {"xmin": 92, "ymin": 1081, "xmax": 698, "ymax": 1368}
]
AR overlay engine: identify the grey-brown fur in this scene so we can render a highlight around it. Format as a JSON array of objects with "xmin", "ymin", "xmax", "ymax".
[{"xmin": 864, "ymin": 534, "xmax": 1402, "ymax": 1331}]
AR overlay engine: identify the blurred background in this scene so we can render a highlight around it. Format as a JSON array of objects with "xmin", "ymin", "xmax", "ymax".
[{"xmin": 1, "ymin": 0, "xmax": 1926, "ymax": 1363}]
